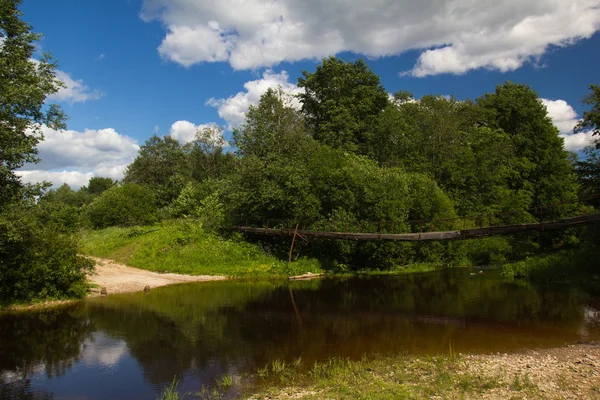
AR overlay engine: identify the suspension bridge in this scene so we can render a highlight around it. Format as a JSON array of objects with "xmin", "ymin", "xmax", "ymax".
[{"xmin": 233, "ymin": 195, "xmax": 600, "ymax": 244}]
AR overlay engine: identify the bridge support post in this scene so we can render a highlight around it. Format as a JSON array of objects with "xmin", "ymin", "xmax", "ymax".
[{"xmin": 288, "ymin": 224, "xmax": 299, "ymax": 263}]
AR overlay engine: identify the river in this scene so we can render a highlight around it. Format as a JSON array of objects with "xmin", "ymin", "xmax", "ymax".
[{"xmin": 1, "ymin": 269, "xmax": 599, "ymax": 399}]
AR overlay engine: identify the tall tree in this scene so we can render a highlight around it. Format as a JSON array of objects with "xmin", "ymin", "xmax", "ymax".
[
  {"xmin": 233, "ymin": 87, "xmax": 310, "ymax": 160},
  {"xmin": 0, "ymin": 0, "xmax": 65, "ymax": 210},
  {"xmin": 124, "ymin": 135, "xmax": 190, "ymax": 207},
  {"xmin": 298, "ymin": 57, "xmax": 389, "ymax": 154},
  {"xmin": 575, "ymin": 84, "xmax": 600, "ymax": 148},
  {"xmin": 574, "ymin": 84, "xmax": 600, "ymax": 203},
  {"xmin": 0, "ymin": 0, "xmax": 93, "ymax": 304},
  {"xmin": 187, "ymin": 125, "xmax": 235, "ymax": 182},
  {"xmin": 478, "ymin": 82, "xmax": 579, "ymax": 211}
]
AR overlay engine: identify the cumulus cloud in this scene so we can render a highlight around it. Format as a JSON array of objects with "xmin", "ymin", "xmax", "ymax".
[
  {"xmin": 169, "ymin": 120, "xmax": 229, "ymax": 146},
  {"xmin": 48, "ymin": 70, "xmax": 104, "ymax": 103},
  {"xmin": 542, "ymin": 98, "xmax": 596, "ymax": 152},
  {"xmin": 141, "ymin": 0, "xmax": 600, "ymax": 75},
  {"xmin": 206, "ymin": 69, "xmax": 303, "ymax": 129},
  {"xmin": 16, "ymin": 125, "xmax": 139, "ymax": 188},
  {"xmin": 541, "ymin": 99, "xmax": 579, "ymax": 133}
]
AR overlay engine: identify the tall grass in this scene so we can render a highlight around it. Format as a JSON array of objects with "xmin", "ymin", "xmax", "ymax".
[{"xmin": 80, "ymin": 219, "xmax": 322, "ymax": 277}]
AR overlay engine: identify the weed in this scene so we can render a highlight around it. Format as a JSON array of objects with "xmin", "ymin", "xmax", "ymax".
[{"xmin": 216, "ymin": 374, "xmax": 233, "ymax": 390}]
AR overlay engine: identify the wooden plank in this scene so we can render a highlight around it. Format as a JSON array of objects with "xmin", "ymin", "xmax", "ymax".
[
  {"xmin": 288, "ymin": 273, "xmax": 325, "ymax": 281},
  {"xmin": 234, "ymin": 213, "xmax": 600, "ymax": 242}
]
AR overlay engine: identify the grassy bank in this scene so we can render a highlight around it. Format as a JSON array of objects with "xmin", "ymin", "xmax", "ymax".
[
  {"xmin": 80, "ymin": 220, "xmax": 322, "ymax": 277},
  {"xmin": 156, "ymin": 344, "xmax": 600, "ymax": 399}
]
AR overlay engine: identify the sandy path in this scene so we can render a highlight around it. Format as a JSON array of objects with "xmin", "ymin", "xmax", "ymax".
[{"xmin": 87, "ymin": 257, "xmax": 227, "ymax": 295}]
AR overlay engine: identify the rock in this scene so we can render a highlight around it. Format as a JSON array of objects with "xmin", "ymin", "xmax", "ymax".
[
  {"xmin": 100, "ymin": 287, "xmax": 108, "ymax": 295},
  {"xmin": 144, "ymin": 285, "xmax": 151, "ymax": 293}
]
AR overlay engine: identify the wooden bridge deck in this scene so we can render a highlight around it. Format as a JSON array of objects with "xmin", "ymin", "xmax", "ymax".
[{"xmin": 234, "ymin": 213, "xmax": 600, "ymax": 242}]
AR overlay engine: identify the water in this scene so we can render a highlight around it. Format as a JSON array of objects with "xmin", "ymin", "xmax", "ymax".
[{"xmin": 1, "ymin": 269, "xmax": 599, "ymax": 399}]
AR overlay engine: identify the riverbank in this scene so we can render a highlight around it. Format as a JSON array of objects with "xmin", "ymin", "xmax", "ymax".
[
  {"xmin": 80, "ymin": 221, "xmax": 322, "ymax": 277},
  {"xmin": 242, "ymin": 343, "xmax": 600, "ymax": 399},
  {"xmin": 2, "ymin": 257, "xmax": 228, "ymax": 311},
  {"xmin": 87, "ymin": 257, "xmax": 227, "ymax": 295}
]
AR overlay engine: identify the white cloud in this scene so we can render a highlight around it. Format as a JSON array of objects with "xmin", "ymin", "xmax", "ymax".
[
  {"xmin": 541, "ymin": 99, "xmax": 579, "ymax": 133},
  {"xmin": 561, "ymin": 131, "xmax": 597, "ymax": 152},
  {"xmin": 16, "ymin": 125, "xmax": 139, "ymax": 188},
  {"xmin": 17, "ymin": 170, "xmax": 95, "ymax": 189},
  {"xmin": 141, "ymin": 0, "xmax": 600, "ymax": 75},
  {"xmin": 48, "ymin": 70, "xmax": 104, "ymax": 104},
  {"xmin": 206, "ymin": 69, "xmax": 303, "ymax": 129},
  {"xmin": 542, "ymin": 98, "xmax": 596, "ymax": 152},
  {"xmin": 168, "ymin": 120, "xmax": 226, "ymax": 144}
]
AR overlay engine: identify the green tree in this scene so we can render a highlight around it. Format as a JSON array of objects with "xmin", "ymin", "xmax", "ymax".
[
  {"xmin": 575, "ymin": 84, "xmax": 600, "ymax": 147},
  {"xmin": 81, "ymin": 176, "xmax": 116, "ymax": 196},
  {"xmin": 298, "ymin": 57, "xmax": 389, "ymax": 154},
  {"xmin": 186, "ymin": 125, "xmax": 236, "ymax": 182},
  {"xmin": 233, "ymin": 87, "xmax": 310, "ymax": 160},
  {"xmin": 0, "ymin": 0, "xmax": 66, "ymax": 210},
  {"xmin": 0, "ymin": 0, "xmax": 93, "ymax": 305},
  {"xmin": 124, "ymin": 135, "xmax": 190, "ymax": 207},
  {"xmin": 85, "ymin": 183, "xmax": 158, "ymax": 229},
  {"xmin": 574, "ymin": 85, "xmax": 600, "ymax": 202},
  {"xmin": 478, "ymin": 82, "xmax": 579, "ymax": 212}
]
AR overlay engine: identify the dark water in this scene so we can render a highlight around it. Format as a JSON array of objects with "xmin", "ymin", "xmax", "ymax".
[{"xmin": 1, "ymin": 270, "xmax": 600, "ymax": 399}]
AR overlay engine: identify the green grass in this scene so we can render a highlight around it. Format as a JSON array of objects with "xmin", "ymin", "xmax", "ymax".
[
  {"xmin": 244, "ymin": 354, "xmax": 538, "ymax": 399},
  {"xmin": 155, "ymin": 353, "xmax": 541, "ymax": 399},
  {"xmin": 80, "ymin": 219, "xmax": 322, "ymax": 277}
]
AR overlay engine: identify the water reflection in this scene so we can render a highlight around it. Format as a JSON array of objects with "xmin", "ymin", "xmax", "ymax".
[{"xmin": 1, "ymin": 270, "xmax": 599, "ymax": 399}]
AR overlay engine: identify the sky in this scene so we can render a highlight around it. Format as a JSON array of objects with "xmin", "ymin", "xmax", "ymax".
[{"xmin": 13, "ymin": 0, "xmax": 600, "ymax": 188}]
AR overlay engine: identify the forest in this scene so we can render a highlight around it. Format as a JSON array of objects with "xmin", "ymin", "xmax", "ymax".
[{"xmin": 1, "ymin": 0, "xmax": 600, "ymax": 305}]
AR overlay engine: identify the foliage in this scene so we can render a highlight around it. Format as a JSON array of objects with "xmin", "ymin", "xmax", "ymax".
[
  {"xmin": 124, "ymin": 135, "xmax": 190, "ymax": 207},
  {"xmin": 478, "ymin": 82, "xmax": 579, "ymax": 211},
  {"xmin": 166, "ymin": 182, "xmax": 225, "ymax": 230},
  {"xmin": 0, "ymin": 0, "xmax": 66, "ymax": 210},
  {"xmin": 575, "ymin": 83, "xmax": 600, "ymax": 144},
  {"xmin": 79, "ymin": 220, "xmax": 322, "ymax": 277},
  {"xmin": 0, "ymin": 203, "xmax": 94, "ymax": 304},
  {"xmin": 85, "ymin": 183, "xmax": 158, "ymax": 229},
  {"xmin": 0, "ymin": 0, "xmax": 93, "ymax": 306},
  {"xmin": 81, "ymin": 176, "xmax": 117, "ymax": 196},
  {"xmin": 298, "ymin": 57, "xmax": 389, "ymax": 154},
  {"xmin": 186, "ymin": 125, "xmax": 236, "ymax": 182}
]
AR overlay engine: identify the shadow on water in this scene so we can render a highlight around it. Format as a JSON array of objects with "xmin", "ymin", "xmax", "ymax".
[{"xmin": 1, "ymin": 269, "xmax": 599, "ymax": 399}]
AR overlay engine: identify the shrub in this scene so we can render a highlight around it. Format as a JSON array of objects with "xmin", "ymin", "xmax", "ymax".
[
  {"xmin": 0, "ymin": 204, "xmax": 94, "ymax": 304},
  {"xmin": 85, "ymin": 183, "xmax": 158, "ymax": 229}
]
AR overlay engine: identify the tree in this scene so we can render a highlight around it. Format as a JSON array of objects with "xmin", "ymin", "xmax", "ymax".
[
  {"xmin": 298, "ymin": 57, "xmax": 389, "ymax": 154},
  {"xmin": 478, "ymin": 82, "xmax": 579, "ymax": 212},
  {"xmin": 85, "ymin": 183, "xmax": 158, "ymax": 229},
  {"xmin": 0, "ymin": 0, "xmax": 66, "ymax": 210},
  {"xmin": 0, "ymin": 0, "xmax": 93, "ymax": 305},
  {"xmin": 233, "ymin": 87, "xmax": 310, "ymax": 160},
  {"xmin": 82, "ymin": 176, "xmax": 116, "ymax": 196},
  {"xmin": 124, "ymin": 135, "xmax": 190, "ymax": 207},
  {"xmin": 574, "ymin": 84, "xmax": 600, "ymax": 203},
  {"xmin": 186, "ymin": 125, "xmax": 235, "ymax": 182},
  {"xmin": 575, "ymin": 84, "xmax": 600, "ymax": 147}
]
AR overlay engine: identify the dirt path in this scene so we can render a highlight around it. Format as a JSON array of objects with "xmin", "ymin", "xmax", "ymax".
[{"xmin": 87, "ymin": 257, "xmax": 227, "ymax": 295}]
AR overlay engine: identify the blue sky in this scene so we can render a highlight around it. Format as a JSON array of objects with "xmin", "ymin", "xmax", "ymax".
[{"xmin": 15, "ymin": 0, "xmax": 600, "ymax": 187}]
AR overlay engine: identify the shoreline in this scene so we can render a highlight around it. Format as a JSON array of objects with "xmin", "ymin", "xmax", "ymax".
[
  {"xmin": 2, "ymin": 257, "xmax": 228, "ymax": 312},
  {"xmin": 247, "ymin": 342, "xmax": 600, "ymax": 399}
]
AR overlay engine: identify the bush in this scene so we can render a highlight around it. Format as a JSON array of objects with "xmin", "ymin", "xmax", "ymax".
[
  {"xmin": 0, "ymin": 204, "xmax": 94, "ymax": 305},
  {"xmin": 85, "ymin": 183, "xmax": 158, "ymax": 229}
]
